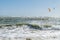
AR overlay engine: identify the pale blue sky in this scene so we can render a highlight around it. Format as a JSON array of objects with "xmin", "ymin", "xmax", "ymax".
[{"xmin": 0, "ymin": 0, "xmax": 60, "ymax": 17}]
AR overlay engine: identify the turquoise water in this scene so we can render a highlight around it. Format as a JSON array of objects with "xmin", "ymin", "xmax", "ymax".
[
  {"xmin": 0, "ymin": 17, "xmax": 60, "ymax": 25},
  {"xmin": 0, "ymin": 17, "xmax": 60, "ymax": 40}
]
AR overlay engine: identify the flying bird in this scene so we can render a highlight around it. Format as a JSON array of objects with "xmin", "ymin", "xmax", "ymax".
[
  {"xmin": 48, "ymin": 8, "xmax": 55, "ymax": 12},
  {"xmin": 48, "ymin": 8, "xmax": 51, "ymax": 12}
]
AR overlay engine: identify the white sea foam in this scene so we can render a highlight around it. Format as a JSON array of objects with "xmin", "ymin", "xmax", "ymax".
[
  {"xmin": 0, "ymin": 25, "xmax": 60, "ymax": 40},
  {"xmin": 0, "ymin": 20, "xmax": 60, "ymax": 40}
]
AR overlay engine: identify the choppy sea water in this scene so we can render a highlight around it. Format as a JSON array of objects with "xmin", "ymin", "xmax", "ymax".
[
  {"xmin": 0, "ymin": 17, "xmax": 60, "ymax": 40},
  {"xmin": 0, "ymin": 25, "xmax": 60, "ymax": 40}
]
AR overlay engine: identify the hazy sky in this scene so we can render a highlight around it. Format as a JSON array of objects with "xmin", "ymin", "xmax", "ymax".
[{"xmin": 0, "ymin": 0, "xmax": 60, "ymax": 17}]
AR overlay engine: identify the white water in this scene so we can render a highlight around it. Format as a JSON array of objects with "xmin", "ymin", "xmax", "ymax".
[
  {"xmin": 0, "ymin": 25, "xmax": 60, "ymax": 40},
  {"xmin": 0, "ymin": 20, "xmax": 60, "ymax": 40}
]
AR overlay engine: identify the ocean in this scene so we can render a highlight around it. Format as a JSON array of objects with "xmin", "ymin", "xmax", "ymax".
[{"xmin": 0, "ymin": 17, "xmax": 60, "ymax": 40}]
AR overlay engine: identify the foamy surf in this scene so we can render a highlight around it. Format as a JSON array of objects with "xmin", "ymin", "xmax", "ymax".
[{"xmin": 0, "ymin": 25, "xmax": 60, "ymax": 40}]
